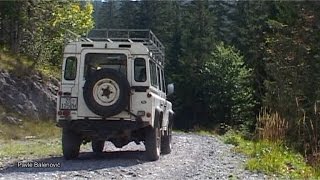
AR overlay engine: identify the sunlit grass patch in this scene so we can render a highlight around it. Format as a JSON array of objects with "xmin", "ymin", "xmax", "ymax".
[
  {"xmin": 0, "ymin": 120, "xmax": 61, "ymax": 140},
  {"xmin": 0, "ymin": 50, "xmax": 17, "ymax": 71},
  {"xmin": 0, "ymin": 49, "xmax": 34, "ymax": 76},
  {"xmin": 223, "ymin": 131, "xmax": 316, "ymax": 179},
  {"xmin": 195, "ymin": 129, "xmax": 216, "ymax": 136},
  {"xmin": 244, "ymin": 141, "xmax": 313, "ymax": 179},
  {"xmin": 0, "ymin": 139, "xmax": 61, "ymax": 159},
  {"xmin": 0, "ymin": 49, "xmax": 60, "ymax": 79},
  {"xmin": 36, "ymin": 62, "xmax": 61, "ymax": 80}
]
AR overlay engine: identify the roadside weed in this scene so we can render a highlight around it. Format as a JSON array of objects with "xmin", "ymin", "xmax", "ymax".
[{"xmin": 223, "ymin": 131, "xmax": 317, "ymax": 179}]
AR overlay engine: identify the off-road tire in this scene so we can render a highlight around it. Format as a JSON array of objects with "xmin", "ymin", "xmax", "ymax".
[
  {"xmin": 62, "ymin": 128, "xmax": 81, "ymax": 160},
  {"xmin": 92, "ymin": 140, "xmax": 105, "ymax": 153},
  {"xmin": 145, "ymin": 120, "xmax": 161, "ymax": 161},
  {"xmin": 83, "ymin": 68, "xmax": 130, "ymax": 117},
  {"xmin": 161, "ymin": 120, "xmax": 172, "ymax": 154}
]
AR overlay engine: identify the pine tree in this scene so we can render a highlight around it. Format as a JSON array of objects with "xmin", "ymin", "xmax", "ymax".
[
  {"xmin": 211, "ymin": 1, "xmax": 237, "ymax": 45},
  {"xmin": 95, "ymin": 0, "xmax": 120, "ymax": 29},
  {"xmin": 173, "ymin": 0, "xmax": 216, "ymax": 128},
  {"xmin": 263, "ymin": 2, "xmax": 320, "ymax": 153},
  {"xmin": 117, "ymin": 0, "xmax": 141, "ymax": 29}
]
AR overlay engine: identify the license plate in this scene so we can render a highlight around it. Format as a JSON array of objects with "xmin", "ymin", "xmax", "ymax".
[{"xmin": 60, "ymin": 97, "xmax": 78, "ymax": 110}]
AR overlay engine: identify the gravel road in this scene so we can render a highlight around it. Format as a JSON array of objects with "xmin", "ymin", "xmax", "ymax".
[{"xmin": 0, "ymin": 132, "xmax": 268, "ymax": 180}]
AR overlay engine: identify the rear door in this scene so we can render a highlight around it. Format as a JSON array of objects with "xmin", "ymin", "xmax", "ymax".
[
  {"xmin": 58, "ymin": 44, "xmax": 80, "ymax": 118},
  {"xmin": 130, "ymin": 56, "xmax": 149, "ymax": 117},
  {"xmin": 77, "ymin": 49, "xmax": 132, "ymax": 119}
]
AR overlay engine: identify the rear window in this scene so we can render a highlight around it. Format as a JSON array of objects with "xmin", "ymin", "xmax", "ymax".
[
  {"xmin": 150, "ymin": 61, "xmax": 158, "ymax": 88},
  {"xmin": 64, "ymin": 56, "xmax": 77, "ymax": 80},
  {"xmin": 161, "ymin": 69, "xmax": 166, "ymax": 93},
  {"xmin": 84, "ymin": 53, "xmax": 127, "ymax": 79},
  {"xmin": 134, "ymin": 58, "xmax": 146, "ymax": 82},
  {"xmin": 157, "ymin": 66, "xmax": 162, "ymax": 91}
]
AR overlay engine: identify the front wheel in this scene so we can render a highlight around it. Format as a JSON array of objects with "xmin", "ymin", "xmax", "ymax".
[
  {"xmin": 62, "ymin": 128, "xmax": 81, "ymax": 160},
  {"xmin": 145, "ymin": 121, "xmax": 161, "ymax": 161},
  {"xmin": 161, "ymin": 122, "xmax": 172, "ymax": 154}
]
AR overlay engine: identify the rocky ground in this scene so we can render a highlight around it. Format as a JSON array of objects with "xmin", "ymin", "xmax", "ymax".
[{"xmin": 0, "ymin": 132, "xmax": 268, "ymax": 180}]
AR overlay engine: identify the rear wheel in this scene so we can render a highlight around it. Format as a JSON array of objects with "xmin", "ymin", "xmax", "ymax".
[
  {"xmin": 161, "ymin": 121, "xmax": 172, "ymax": 154},
  {"xmin": 92, "ymin": 140, "xmax": 105, "ymax": 153},
  {"xmin": 62, "ymin": 128, "xmax": 81, "ymax": 160},
  {"xmin": 145, "ymin": 120, "xmax": 161, "ymax": 161}
]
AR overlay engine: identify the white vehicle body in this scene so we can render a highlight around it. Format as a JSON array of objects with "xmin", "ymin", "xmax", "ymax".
[{"xmin": 56, "ymin": 29, "xmax": 174, "ymax": 161}]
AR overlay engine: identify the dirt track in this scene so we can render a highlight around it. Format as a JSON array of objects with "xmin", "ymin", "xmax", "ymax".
[{"xmin": 0, "ymin": 132, "xmax": 267, "ymax": 179}]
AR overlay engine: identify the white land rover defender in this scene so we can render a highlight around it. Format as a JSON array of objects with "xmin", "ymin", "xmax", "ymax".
[{"xmin": 56, "ymin": 29, "xmax": 174, "ymax": 161}]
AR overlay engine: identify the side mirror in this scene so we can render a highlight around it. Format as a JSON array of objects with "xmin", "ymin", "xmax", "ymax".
[{"xmin": 167, "ymin": 83, "xmax": 174, "ymax": 96}]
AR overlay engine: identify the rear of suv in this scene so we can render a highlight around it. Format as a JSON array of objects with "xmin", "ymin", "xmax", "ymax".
[{"xmin": 56, "ymin": 29, "xmax": 174, "ymax": 161}]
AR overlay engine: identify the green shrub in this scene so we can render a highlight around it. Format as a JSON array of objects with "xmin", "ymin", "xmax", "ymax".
[
  {"xmin": 201, "ymin": 42, "xmax": 256, "ymax": 128},
  {"xmin": 223, "ymin": 130, "xmax": 243, "ymax": 146}
]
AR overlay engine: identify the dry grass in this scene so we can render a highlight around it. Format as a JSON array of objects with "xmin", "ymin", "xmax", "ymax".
[
  {"xmin": 297, "ymin": 101, "xmax": 320, "ymax": 168},
  {"xmin": 256, "ymin": 108, "xmax": 288, "ymax": 142}
]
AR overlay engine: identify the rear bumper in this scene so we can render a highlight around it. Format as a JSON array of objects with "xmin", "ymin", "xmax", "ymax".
[{"xmin": 57, "ymin": 119, "xmax": 149, "ymax": 132}]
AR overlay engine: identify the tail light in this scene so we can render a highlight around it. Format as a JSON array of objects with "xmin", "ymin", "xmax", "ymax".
[
  {"xmin": 62, "ymin": 110, "xmax": 71, "ymax": 117},
  {"xmin": 58, "ymin": 110, "xmax": 71, "ymax": 117}
]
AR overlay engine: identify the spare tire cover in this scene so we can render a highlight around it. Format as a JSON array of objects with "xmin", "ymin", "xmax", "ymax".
[{"xmin": 83, "ymin": 68, "xmax": 130, "ymax": 117}]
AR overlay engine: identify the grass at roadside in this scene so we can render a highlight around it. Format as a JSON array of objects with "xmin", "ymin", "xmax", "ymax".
[
  {"xmin": 0, "ymin": 120, "xmax": 61, "ymax": 140},
  {"xmin": 0, "ymin": 120, "xmax": 62, "ymax": 160},
  {"xmin": 173, "ymin": 128, "xmax": 216, "ymax": 136},
  {"xmin": 0, "ymin": 139, "xmax": 61, "ymax": 159},
  {"xmin": 195, "ymin": 129, "xmax": 216, "ymax": 136},
  {"xmin": 223, "ymin": 130, "xmax": 317, "ymax": 179},
  {"xmin": 0, "ymin": 49, "xmax": 62, "ymax": 160}
]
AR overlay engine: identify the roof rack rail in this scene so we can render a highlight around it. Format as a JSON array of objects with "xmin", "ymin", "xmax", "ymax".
[
  {"xmin": 87, "ymin": 29, "xmax": 165, "ymax": 65},
  {"xmin": 64, "ymin": 30, "xmax": 93, "ymax": 43}
]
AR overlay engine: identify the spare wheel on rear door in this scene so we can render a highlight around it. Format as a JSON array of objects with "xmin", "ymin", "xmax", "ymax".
[{"xmin": 83, "ymin": 68, "xmax": 130, "ymax": 117}]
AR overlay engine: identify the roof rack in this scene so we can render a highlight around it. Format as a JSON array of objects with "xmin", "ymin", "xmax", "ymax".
[
  {"xmin": 64, "ymin": 29, "xmax": 93, "ymax": 43},
  {"xmin": 86, "ymin": 29, "xmax": 165, "ymax": 65}
]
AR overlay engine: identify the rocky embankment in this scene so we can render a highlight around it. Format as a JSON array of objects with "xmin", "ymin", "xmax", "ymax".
[{"xmin": 0, "ymin": 69, "xmax": 58, "ymax": 123}]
